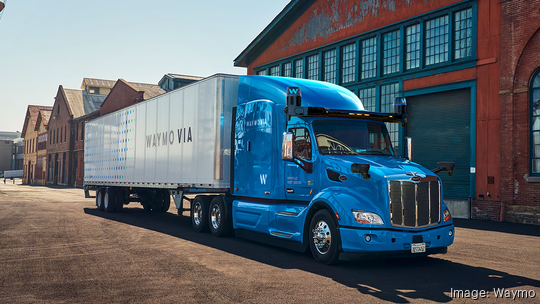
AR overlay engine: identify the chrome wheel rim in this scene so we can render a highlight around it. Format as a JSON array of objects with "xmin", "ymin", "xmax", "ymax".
[
  {"xmin": 211, "ymin": 204, "xmax": 221, "ymax": 230},
  {"xmin": 193, "ymin": 202, "xmax": 203, "ymax": 226},
  {"xmin": 97, "ymin": 191, "xmax": 102, "ymax": 207},
  {"xmin": 104, "ymin": 192, "xmax": 109, "ymax": 209},
  {"xmin": 312, "ymin": 220, "xmax": 332, "ymax": 255}
]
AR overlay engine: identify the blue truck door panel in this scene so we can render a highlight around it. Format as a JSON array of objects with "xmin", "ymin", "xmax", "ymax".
[{"xmin": 234, "ymin": 100, "xmax": 275, "ymax": 198}]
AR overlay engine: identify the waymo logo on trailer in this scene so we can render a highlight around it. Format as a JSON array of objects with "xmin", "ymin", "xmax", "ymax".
[{"xmin": 146, "ymin": 127, "xmax": 193, "ymax": 148}]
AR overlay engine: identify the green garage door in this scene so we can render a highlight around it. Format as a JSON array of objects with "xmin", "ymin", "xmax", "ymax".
[{"xmin": 406, "ymin": 89, "xmax": 471, "ymax": 200}]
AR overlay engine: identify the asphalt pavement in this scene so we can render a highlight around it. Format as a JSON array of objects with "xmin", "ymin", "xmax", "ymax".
[{"xmin": 0, "ymin": 182, "xmax": 539, "ymax": 303}]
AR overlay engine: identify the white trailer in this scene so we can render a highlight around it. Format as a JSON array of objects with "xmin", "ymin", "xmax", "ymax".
[{"xmin": 84, "ymin": 74, "xmax": 238, "ymax": 213}]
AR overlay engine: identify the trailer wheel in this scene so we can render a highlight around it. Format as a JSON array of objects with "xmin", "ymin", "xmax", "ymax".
[
  {"xmin": 309, "ymin": 210, "xmax": 340, "ymax": 264},
  {"xmin": 96, "ymin": 188, "xmax": 105, "ymax": 211},
  {"xmin": 160, "ymin": 190, "xmax": 171, "ymax": 212},
  {"xmin": 209, "ymin": 196, "xmax": 232, "ymax": 237},
  {"xmin": 115, "ymin": 188, "xmax": 125, "ymax": 212},
  {"xmin": 191, "ymin": 196, "xmax": 210, "ymax": 232},
  {"xmin": 104, "ymin": 188, "xmax": 117, "ymax": 213}
]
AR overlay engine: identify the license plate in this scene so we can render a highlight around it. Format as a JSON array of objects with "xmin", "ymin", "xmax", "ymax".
[{"xmin": 411, "ymin": 243, "xmax": 426, "ymax": 253}]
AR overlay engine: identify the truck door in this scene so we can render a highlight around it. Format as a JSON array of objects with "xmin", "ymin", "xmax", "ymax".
[{"xmin": 285, "ymin": 127, "xmax": 314, "ymax": 202}]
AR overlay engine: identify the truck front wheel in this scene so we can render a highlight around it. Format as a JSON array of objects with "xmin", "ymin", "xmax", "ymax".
[
  {"xmin": 191, "ymin": 196, "xmax": 210, "ymax": 232},
  {"xmin": 309, "ymin": 210, "xmax": 340, "ymax": 264}
]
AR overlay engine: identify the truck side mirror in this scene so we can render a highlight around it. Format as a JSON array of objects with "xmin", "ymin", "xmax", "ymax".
[
  {"xmin": 282, "ymin": 132, "xmax": 293, "ymax": 161},
  {"xmin": 405, "ymin": 137, "xmax": 413, "ymax": 161},
  {"xmin": 431, "ymin": 162, "xmax": 455, "ymax": 176}
]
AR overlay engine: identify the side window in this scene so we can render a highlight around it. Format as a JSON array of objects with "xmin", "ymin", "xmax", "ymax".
[
  {"xmin": 290, "ymin": 127, "xmax": 312, "ymax": 161},
  {"xmin": 530, "ymin": 69, "xmax": 540, "ymax": 175}
]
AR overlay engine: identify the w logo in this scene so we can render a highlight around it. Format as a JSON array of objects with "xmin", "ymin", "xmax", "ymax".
[
  {"xmin": 287, "ymin": 87, "xmax": 301, "ymax": 96},
  {"xmin": 260, "ymin": 174, "xmax": 268, "ymax": 185}
]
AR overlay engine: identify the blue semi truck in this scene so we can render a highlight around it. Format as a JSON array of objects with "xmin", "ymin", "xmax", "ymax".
[{"xmin": 85, "ymin": 74, "xmax": 454, "ymax": 264}]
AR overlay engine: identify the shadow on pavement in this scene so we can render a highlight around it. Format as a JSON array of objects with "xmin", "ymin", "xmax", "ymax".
[
  {"xmin": 454, "ymin": 218, "xmax": 540, "ymax": 237},
  {"xmin": 84, "ymin": 207, "xmax": 540, "ymax": 303}
]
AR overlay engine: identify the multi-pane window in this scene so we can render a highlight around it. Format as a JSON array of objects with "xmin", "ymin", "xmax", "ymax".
[
  {"xmin": 358, "ymin": 87, "xmax": 376, "ymax": 112},
  {"xmin": 283, "ymin": 62, "xmax": 292, "ymax": 77},
  {"xmin": 381, "ymin": 83, "xmax": 400, "ymax": 151},
  {"xmin": 256, "ymin": 70, "xmax": 267, "ymax": 76},
  {"xmin": 454, "ymin": 8, "xmax": 473, "ymax": 60},
  {"xmin": 425, "ymin": 15, "xmax": 449, "ymax": 66},
  {"xmin": 307, "ymin": 55, "xmax": 319, "ymax": 80},
  {"xmin": 323, "ymin": 50, "xmax": 337, "ymax": 84},
  {"xmin": 383, "ymin": 30, "xmax": 400, "ymax": 75},
  {"xmin": 361, "ymin": 37, "xmax": 377, "ymax": 79},
  {"xmin": 530, "ymin": 71, "xmax": 540, "ymax": 174},
  {"xmin": 406, "ymin": 24, "xmax": 421, "ymax": 70},
  {"xmin": 270, "ymin": 66, "xmax": 280, "ymax": 76},
  {"xmin": 342, "ymin": 43, "xmax": 356, "ymax": 83},
  {"xmin": 295, "ymin": 59, "xmax": 304, "ymax": 78}
]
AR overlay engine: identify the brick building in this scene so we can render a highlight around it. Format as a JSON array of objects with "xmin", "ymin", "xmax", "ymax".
[
  {"xmin": 21, "ymin": 106, "xmax": 53, "ymax": 184},
  {"xmin": 234, "ymin": 0, "xmax": 540, "ymax": 224}
]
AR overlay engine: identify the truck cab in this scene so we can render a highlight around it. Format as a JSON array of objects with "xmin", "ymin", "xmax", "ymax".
[{"xmin": 232, "ymin": 76, "xmax": 454, "ymax": 264}]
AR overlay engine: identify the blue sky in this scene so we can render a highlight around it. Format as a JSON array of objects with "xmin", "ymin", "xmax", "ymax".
[{"xmin": 0, "ymin": 0, "xmax": 290, "ymax": 132}]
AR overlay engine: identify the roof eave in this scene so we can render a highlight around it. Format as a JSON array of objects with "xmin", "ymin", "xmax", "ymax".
[{"xmin": 233, "ymin": 0, "xmax": 315, "ymax": 68}]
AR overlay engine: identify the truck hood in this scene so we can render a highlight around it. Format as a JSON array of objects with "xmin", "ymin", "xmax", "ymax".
[{"xmin": 323, "ymin": 155, "xmax": 436, "ymax": 179}]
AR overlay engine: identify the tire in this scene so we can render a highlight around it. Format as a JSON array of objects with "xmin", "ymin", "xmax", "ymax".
[
  {"xmin": 191, "ymin": 196, "xmax": 211, "ymax": 232},
  {"xmin": 160, "ymin": 190, "xmax": 171, "ymax": 212},
  {"xmin": 115, "ymin": 188, "xmax": 125, "ymax": 212},
  {"xmin": 96, "ymin": 188, "xmax": 105, "ymax": 211},
  {"xmin": 209, "ymin": 196, "xmax": 232, "ymax": 237},
  {"xmin": 104, "ymin": 188, "xmax": 116, "ymax": 213},
  {"xmin": 309, "ymin": 209, "xmax": 340, "ymax": 264}
]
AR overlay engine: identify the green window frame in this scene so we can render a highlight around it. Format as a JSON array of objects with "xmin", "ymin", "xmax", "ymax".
[
  {"xmin": 425, "ymin": 15, "xmax": 449, "ymax": 66},
  {"xmin": 358, "ymin": 87, "xmax": 376, "ymax": 112},
  {"xmin": 283, "ymin": 62, "xmax": 292, "ymax": 77},
  {"xmin": 270, "ymin": 66, "xmax": 280, "ymax": 76},
  {"xmin": 530, "ymin": 69, "xmax": 540, "ymax": 175},
  {"xmin": 256, "ymin": 69, "xmax": 267, "ymax": 76},
  {"xmin": 307, "ymin": 54, "xmax": 319, "ymax": 80},
  {"xmin": 361, "ymin": 37, "xmax": 377, "ymax": 80},
  {"xmin": 295, "ymin": 59, "xmax": 304, "ymax": 78},
  {"xmin": 383, "ymin": 30, "xmax": 401, "ymax": 75},
  {"xmin": 342, "ymin": 43, "xmax": 356, "ymax": 83},
  {"xmin": 381, "ymin": 83, "xmax": 400, "ymax": 151},
  {"xmin": 406, "ymin": 24, "xmax": 421, "ymax": 70},
  {"xmin": 454, "ymin": 8, "xmax": 473, "ymax": 60},
  {"xmin": 324, "ymin": 49, "xmax": 337, "ymax": 84}
]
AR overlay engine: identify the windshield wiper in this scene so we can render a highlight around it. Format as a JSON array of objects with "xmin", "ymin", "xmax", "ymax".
[{"xmin": 358, "ymin": 150, "xmax": 388, "ymax": 155}]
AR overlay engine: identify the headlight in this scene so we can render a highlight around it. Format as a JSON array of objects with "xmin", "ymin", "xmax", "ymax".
[
  {"xmin": 444, "ymin": 208, "xmax": 452, "ymax": 222},
  {"xmin": 352, "ymin": 210, "xmax": 384, "ymax": 225}
]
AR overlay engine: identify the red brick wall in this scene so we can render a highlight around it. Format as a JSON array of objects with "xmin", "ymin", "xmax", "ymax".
[
  {"xmin": 100, "ymin": 80, "xmax": 141, "ymax": 116},
  {"xmin": 47, "ymin": 86, "xmax": 73, "ymax": 185},
  {"xmin": 248, "ymin": 0, "xmax": 464, "ymax": 74},
  {"xmin": 499, "ymin": 0, "xmax": 540, "ymax": 209}
]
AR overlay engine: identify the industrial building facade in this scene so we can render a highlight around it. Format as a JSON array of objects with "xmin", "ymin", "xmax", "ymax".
[{"xmin": 235, "ymin": 0, "xmax": 540, "ymax": 223}]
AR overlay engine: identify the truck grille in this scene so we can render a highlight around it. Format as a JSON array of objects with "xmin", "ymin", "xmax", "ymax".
[{"xmin": 389, "ymin": 178, "xmax": 440, "ymax": 228}]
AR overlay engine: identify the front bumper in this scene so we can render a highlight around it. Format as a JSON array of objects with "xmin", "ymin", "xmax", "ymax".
[{"xmin": 339, "ymin": 224, "xmax": 454, "ymax": 254}]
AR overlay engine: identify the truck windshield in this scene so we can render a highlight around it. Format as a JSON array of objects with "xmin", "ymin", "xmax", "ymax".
[{"xmin": 312, "ymin": 120, "xmax": 394, "ymax": 156}]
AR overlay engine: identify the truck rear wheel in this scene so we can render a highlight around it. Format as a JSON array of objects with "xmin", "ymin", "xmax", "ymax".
[
  {"xmin": 115, "ymin": 188, "xmax": 125, "ymax": 212},
  {"xmin": 104, "ymin": 188, "xmax": 116, "ymax": 213},
  {"xmin": 309, "ymin": 210, "xmax": 340, "ymax": 264},
  {"xmin": 160, "ymin": 190, "xmax": 171, "ymax": 212},
  {"xmin": 209, "ymin": 196, "xmax": 232, "ymax": 237},
  {"xmin": 191, "ymin": 196, "xmax": 210, "ymax": 232},
  {"xmin": 96, "ymin": 188, "xmax": 105, "ymax": 211}
]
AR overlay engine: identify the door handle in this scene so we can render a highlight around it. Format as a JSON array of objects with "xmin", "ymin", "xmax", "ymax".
[{"xmin": 286, "ymin": 188, "xmax": 294, "ymax": 193}]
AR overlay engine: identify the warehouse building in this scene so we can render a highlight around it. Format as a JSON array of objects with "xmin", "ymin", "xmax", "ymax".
[{"xmin": 235, "ymin": 0, "xmax": 540, "ymax": 224}]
